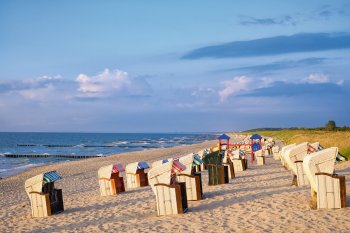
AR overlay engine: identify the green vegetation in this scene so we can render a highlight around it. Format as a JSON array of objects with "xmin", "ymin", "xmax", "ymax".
[{"xmin": 245, "ymin": 129, "xmax": 350, "ymax": 160}]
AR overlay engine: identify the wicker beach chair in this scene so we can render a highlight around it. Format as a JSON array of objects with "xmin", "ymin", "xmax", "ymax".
[
  {"xmin": 148, "ymin": 160, "xmax": 188, "ymax": 216},
  {"xmin": 125, "ymin": 161, "xmax": 149, "ymax": 189},
  {"xmin": 284, "ymin": 142, "xmax": 320, "ymax": 186},
  {"xmin": 176, "ymin": 153, "xmax": 203, "ymax": 201},
  {"xmin": 303, "ymin": 147, "xmax": 346, "ymax": 209},
  {"xmin": 272, "ymin": 146, "xmax": 280, "ymax": 160},
  {"xmin": 279, "ymin": 143, "xmax": 297, "ymax": 168},
  {"xmin": 232, "ymin": 149, "xmax": 248, "ymax": 172},
  {"xmin": 25, "ymin": 171, "xmax": 64, "ymax": 217},
  {"xmin": 255, "ymin": 149, "xmax": 265, "ymax": 165},
  {"xmin": 203, "ymin": 150, "xmax": 229, "ymax": 185},
  {"xmin": 222, "ymin": 151, "xmax": 235, "ymax": 179},
  {"xmin": 98, "ymin": 163, "xmax": 125, "ymax": 196}
]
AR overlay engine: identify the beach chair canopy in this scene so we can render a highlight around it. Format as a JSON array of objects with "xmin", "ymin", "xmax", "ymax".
[
  {"xmin": 280, "ymin": 143, "xmax": 297, "ymax": 160},
  {"xmin": 25, "ymin": 171, "xmax": 62, "ymax": 196},
  {"xmin": 125, "ymin": 161, "xmax": 150, "ymax": 174},
  {"xmin": 202, "ymin": 150, "xmax": 224, "ymax": 165},
  {"xmin": 307, "ymin": 142, "xmax": 320, "ymax": 153},
  {"xmin": 98, "ymin": 163, "xmax": 125, "ymax": 179},
  {"xmin": 284, "ymin": 142, "xmax": 309, "ymax": 171},
  {"xmin": 303, "ymin": 147, "xmax": 338, "ymax": 192},
  {"xmin": 178, "ymin": 153, "xmax": 203, "ymax": 175}
]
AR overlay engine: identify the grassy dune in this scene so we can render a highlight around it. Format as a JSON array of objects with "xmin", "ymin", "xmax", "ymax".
[{"xmin": 247, "ymin": 129, "xmax": 350, "ymax": 159}]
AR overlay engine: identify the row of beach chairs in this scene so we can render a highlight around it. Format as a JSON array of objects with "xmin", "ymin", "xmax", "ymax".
[
  {"xmin": 272, "ymin": 142, "xmax": 347, "ymax": 209},
  {"xmin": 24, "ymin": 145, "xmax": 254, "ymax": 217}
]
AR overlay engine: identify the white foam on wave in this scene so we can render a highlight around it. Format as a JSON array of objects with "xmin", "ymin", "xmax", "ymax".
[{"xmin": 0, "ymin": 163, "xmax": 45, "ymax": 178}]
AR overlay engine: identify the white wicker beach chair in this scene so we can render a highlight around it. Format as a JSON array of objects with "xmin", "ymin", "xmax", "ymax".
[
  {"xmin": 279, "ymin": 143, "xmax": 297, "ymax": 168},
  {"xmin": 125, "ymin": 161, "xmax": 149, "ymax": 189},
  {"xmin": 25, "ymin": 171, "xmax": 64, "ymax": 217},
  {"xmin": 176, "ymin": 153, "xmax": 203, "ymax": 201},
  {"xmin": 98, "ymin": 164, "xmax": 125, "ymax": 196},
  {"xmin": 231, "ymin": 149, "xmax": 247, "ymax": 172},
  {"xmin": 148, "ymin": 160, "xmax": 188, "ymax": 216},
  {"xmin": 272, "ymin": 146, "xmax": 280, "ymax": 160},
  {"xmin": 255, "ymin": 149, "xmax": 265, "ymax": 165},
  {"xmin": 303, "ymin": 147, "xmax": 346, "ymax": 209}
]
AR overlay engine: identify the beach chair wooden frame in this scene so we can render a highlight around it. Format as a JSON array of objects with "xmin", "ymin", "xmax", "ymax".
[
  {"xmin": 303, "ymin": 147, "xmax": 346, "ymax": 209},
  {"xmin": 98, "ymin": 164, "xmax": 125, "ymax": 196},
  {"xmin": 222, "ymin": 153, "xmax": 235, "ymax": 179},
  {"xmin": 25, "ymin": 171, "xmax": 64, "ymax": 217},
  {"xmin": 176, "ymin": 154, "xmax": 203, "ymax": 200},
  {"xmin": 207, "ymin": 164, "xmax": 228, "ymax": 185},
  {"xmin": 125, "ymin": 162, "xmax": 149, "ymax": 189},
  {"xmin": 154, "ymin": 182, "xmax": 188, "ymax": 216},
  {"xmin": 315, "ymin": 173, "xmax": 346, "ymax": 209},
  {"xmin": 148, "ymin": 161, "xmax": 188, "ymax": 216}
]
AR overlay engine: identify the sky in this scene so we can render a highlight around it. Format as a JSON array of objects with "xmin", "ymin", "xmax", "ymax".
[{"xmin": 0, "ymin": 0, "xmax": 350, "ymax": 132}]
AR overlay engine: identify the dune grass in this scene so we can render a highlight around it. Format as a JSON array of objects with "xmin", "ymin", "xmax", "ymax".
[{"xmin": 247, "ymin": 129, "xmax": 350, "ymax": 160}]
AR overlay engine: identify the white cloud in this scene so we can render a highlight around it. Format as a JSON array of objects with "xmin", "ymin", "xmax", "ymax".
[
  {"xmin": 218, "ymin": 76, "xmax": 252, "ymax": 102},
  {"xmin": 76, "ymin": 69, "xmax": 151, "ymax": 98},
  {"xmin": 304, "ymin": 73, "xmax": 329, "ymax": 84}
]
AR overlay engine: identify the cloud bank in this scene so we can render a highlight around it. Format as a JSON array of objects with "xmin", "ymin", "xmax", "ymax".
[{"xmin": 182, "ymin": 33, "xmax": 350, "ymax": 59}]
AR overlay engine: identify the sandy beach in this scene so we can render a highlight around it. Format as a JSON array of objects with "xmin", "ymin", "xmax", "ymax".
[{"xmin": 1, "ymin": 140, "xmax": 350, "ymax": 232}]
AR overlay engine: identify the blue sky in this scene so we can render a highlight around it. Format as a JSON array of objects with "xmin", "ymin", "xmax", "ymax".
[{"xmin": 1, "ymin": 0, "xmax": 350, "ymax": 132}]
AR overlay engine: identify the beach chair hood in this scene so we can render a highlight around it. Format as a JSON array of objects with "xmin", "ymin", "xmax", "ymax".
[
  {"xmin": 25, "ymin": 171, "xmax": 62, "ymax": 196},
  {"xmin": 303, "ymin": 147, "xmax": 338, "ymax": 192},
  {"xmin": 98, "ymin": 163, "xmax": 125, "ymax": 179},
  {"xmin": 178, "ymin": 153, "xmax": 196, "ymax": 175},
  {"xmin": 125, "ymin": 161, "xmax": 149, "ymax": 174},
  {"xmin": 148, "ymin": 161, "xmax": 174, "ymax": 194},
  {"xmin": 284, "ymin": 142, "xmax": 308, "ymax": 173}
]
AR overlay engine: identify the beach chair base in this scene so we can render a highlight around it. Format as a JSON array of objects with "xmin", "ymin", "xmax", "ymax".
[
  {"xmin": 207, "ymin": 165, "xmax": 228, "ymax": 185},
  {"xmin": 294, "ymin": 161, "xmax": 309, "ymax": 186},
  {"xmin": 154, "ymin": 182, "xmax": 188, "ymax": 216},
  {"xmin": 99, "ymin": 176, "xmax": 125, "ymax": 196},
  {"xmin": 223, "ymin": 161, "xmax": 235, "ymax": 179},
  {"xmin": 233, "ymin": 159, "xmax": 247, "ymax": 172},
  {"xmin": 177, "ymin": 172, "xmax": 203, "ymax": 201},
  {"xmin": 126, "ymin": 170, "xmax": 148, "ymax": 189},
  {"xmin": 256, "ymin": 156, "xmax": 265, "ymax": 165},
  {"xmin": 311, "ymin": 173, "xmax": 347, "ymax": 209},
  {"xmin": 28, "ymin": 188, "xmax": 64, "ymax": 217}
]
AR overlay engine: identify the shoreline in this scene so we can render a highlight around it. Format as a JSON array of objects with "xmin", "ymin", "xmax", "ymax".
[{"xmin": 1, "ymin": 140, "xmax": 350, "ymax": 232}]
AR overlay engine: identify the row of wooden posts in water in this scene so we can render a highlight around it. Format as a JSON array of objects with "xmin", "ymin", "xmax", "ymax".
[{"xmin": 24, "ymin": 134, "xmax": 347, "ymax": 218}]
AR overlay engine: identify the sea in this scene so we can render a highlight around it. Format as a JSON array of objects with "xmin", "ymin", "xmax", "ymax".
[{"xmin": 0, "ymin": 132, "xmax": 217, "ymax": 178}]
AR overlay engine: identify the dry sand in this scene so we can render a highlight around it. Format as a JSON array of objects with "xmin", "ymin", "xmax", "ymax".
[{"xmin": 1, "ymin": 140, "xmax": 350, "ymax": 232}]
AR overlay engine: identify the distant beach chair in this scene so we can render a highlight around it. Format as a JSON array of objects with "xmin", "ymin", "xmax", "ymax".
[
  {"xmin": 232, "ymin": 149, "xmax": 248, "ymax": 172},
  {"xmin": 222, "ymin": 151, "xmax": 235, "ymax": 179},
  {"xmin": 125, "ymin": 161, "xmax": 149, "ymax": 189},
  {"xmin": 148, "ymin": 160, "xmax": 188, "ymax": 216},
  {"xmin": 176, "ymin": 153, "xmax": 203, "ymax": 201},
  {"xmin": 272, "ymin": 145, "xmax": 280, "ymax": 160},
  {"xmin": 98, "ymin": 163, "xmax": 125, "ymax": 196},
  {"xmin": 203, "ymin": 150, "xmax": 229, "ymax": 185},
  {"xmin": 303, "ymin": 147, "xmax": 347, "ymax": 209},
  {"xmin": 25, "ymin": 171, "xmax": 64, "ymax": 217},
  {"xmin": 279, "ymin": 143, "xmax": 297, "ymax": 168},
  {"xmin": 255, "ymin": 149, "xmax": 265, "ymax": 165},
  {"xmin": 284, "ymin": 142, "xmax": 320, "ymax": 186}
]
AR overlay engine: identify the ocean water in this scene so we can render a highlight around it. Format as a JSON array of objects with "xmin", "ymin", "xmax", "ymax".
[{"xmin": 0, "ymin": 132, "xmax": 216, "ymax": 177}]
